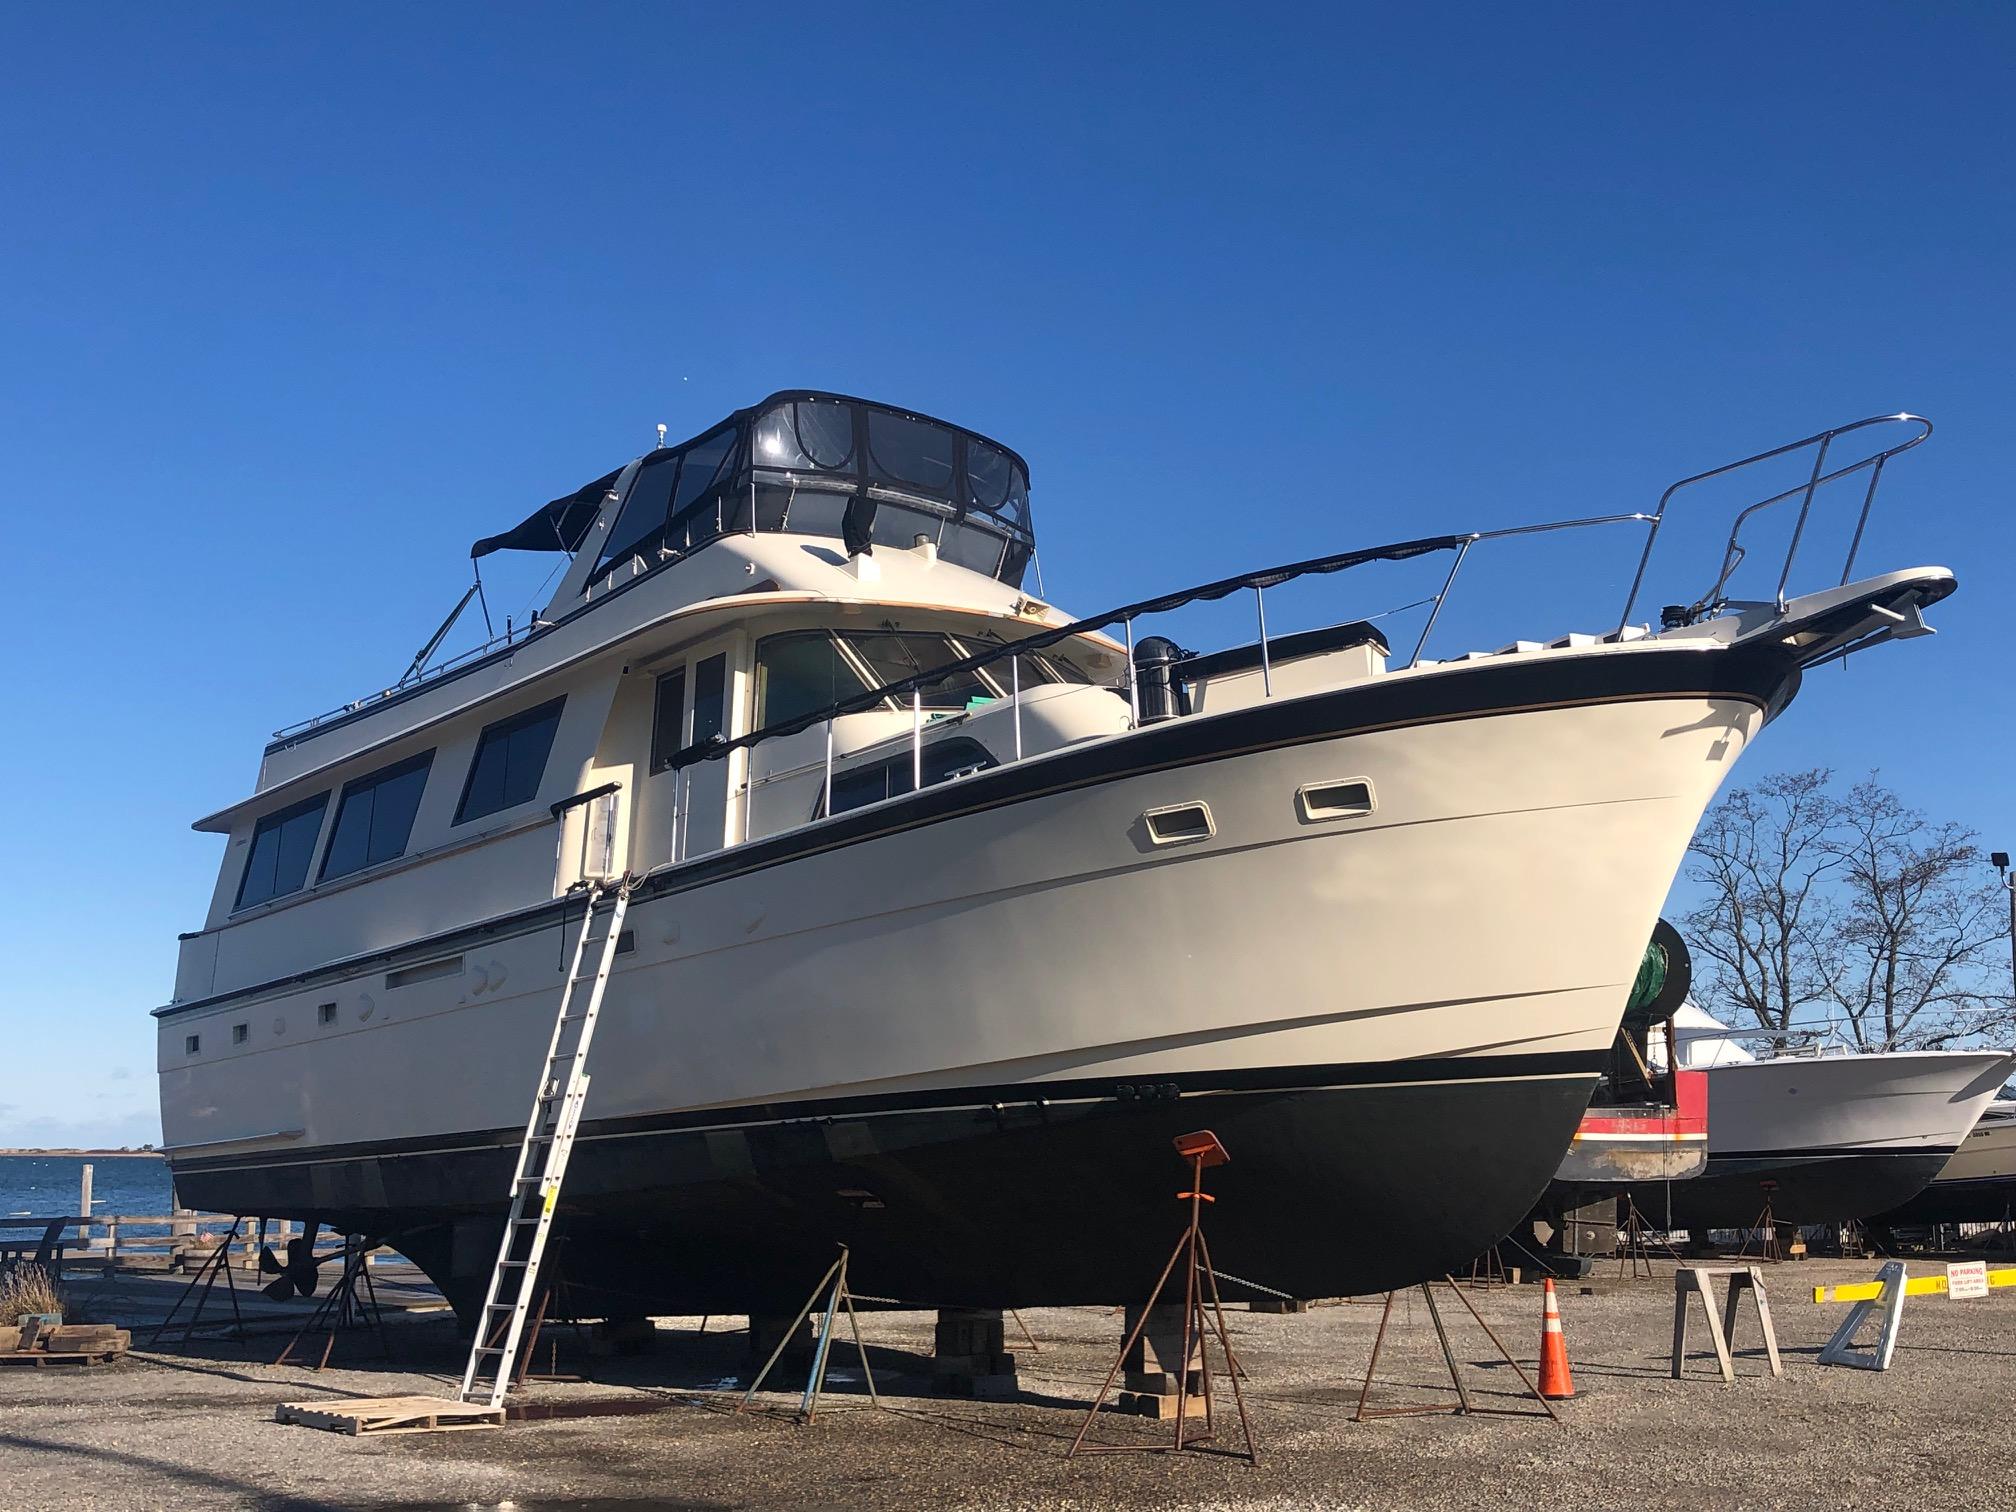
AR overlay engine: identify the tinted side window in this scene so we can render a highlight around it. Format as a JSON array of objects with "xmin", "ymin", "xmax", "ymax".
[
  {"xmin": 756, "ymin": 632, "xmax": 872, "ymax": 727},
  {"xmin": 321, "ymin": 752, "xmax": 434, "ymax": 881},
  {"xmin": 650, "ymin": 667, "xmax": 687, "ymax": 774},
  {"xmin": 457, "ymin": 698, "xmax": 566, "ymax": 824},
  {"xmin": 826, "ymin": 738, "xmax": 997, "ymax": 817},
  {"xmin": 691, "ymin": 655, "xmax": 728, "ymax": 746},
  {"xmin": 235, "ymin": 792, "xmax": 330, "ymax": 910}
]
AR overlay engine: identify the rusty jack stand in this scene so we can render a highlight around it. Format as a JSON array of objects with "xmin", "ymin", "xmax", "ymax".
[
  {"xmin": 1068, "ymin": 1130, "xmax": 1257, "ymax": 1464},
  {"xmin": 1354, "ymin": 1277, "xmax": 1562, "ymax": 1425}
]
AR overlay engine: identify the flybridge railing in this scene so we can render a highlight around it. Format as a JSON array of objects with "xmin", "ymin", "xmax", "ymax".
[
  {"xmin": 272, "ymin": 614, "xmax": 550, "ymax": 743},
  {"xmin": 1617, "ymin": 413, "xmax": 1932, "ymax": 633}
]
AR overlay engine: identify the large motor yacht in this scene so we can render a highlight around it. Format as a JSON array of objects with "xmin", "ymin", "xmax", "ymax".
[{"xmin": 156, "ymin": 394, "xmax": 1956, "ymax": 1318}]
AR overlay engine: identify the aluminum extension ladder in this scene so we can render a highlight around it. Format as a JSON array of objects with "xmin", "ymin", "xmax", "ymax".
[{"xmin": 455, "ymin": 877, "xmax": 631, "ymax": 1407}]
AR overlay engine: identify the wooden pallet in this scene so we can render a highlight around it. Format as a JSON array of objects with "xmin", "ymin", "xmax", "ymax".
[
  {"xmin": 0, "ymin": 1349, "xmax": 123, "ymax": 1368},
  {"xmin": 275, "ymin": 1395, "xmax": 505, "ymax": 1435}
]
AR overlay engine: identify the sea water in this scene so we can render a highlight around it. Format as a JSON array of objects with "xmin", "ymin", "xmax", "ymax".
[{"xmin": 0, "ymin": 1155, "xmax": 177, "ymax": 1222}]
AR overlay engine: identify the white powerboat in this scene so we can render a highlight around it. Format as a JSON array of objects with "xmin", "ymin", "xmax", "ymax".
[
  {"xmin": 1871, "ymin": 1101, "xmax": 2016, "ymax": 1227},
  {"xmin": 153, "ymin": 398, "xmax": 1955, "ymax": 1318},
  {"xmin": 1628, "ymin": 1005, "xmax": 2014, "ymax": 1227}
]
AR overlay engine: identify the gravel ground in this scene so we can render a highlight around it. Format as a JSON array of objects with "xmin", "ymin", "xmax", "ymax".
[{"xmin": 2, "ymin": 1258, "xmax": 2012, "ymax": 1510}]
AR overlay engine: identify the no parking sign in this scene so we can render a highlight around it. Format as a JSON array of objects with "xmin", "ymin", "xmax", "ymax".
[{"xmin": 1947, "ymin": 1261, "xmax": 1990, "ymax": 1300}]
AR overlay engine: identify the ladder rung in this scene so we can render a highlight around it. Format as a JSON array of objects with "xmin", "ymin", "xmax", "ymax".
[{"xmin": 472, "ymin": 1345, "xmax": 505, "ymax": 1355}]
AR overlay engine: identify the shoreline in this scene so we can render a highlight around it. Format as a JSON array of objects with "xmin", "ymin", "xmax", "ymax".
[{"xmin": 0, "ymin": 1149, "xmax": 164, "ymax": 1159}]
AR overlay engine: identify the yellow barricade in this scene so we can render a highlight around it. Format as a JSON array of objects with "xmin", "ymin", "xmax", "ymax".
[{"xmin": 1813, "ymin": 1267, "xmax": 2016, "ymax": 1304}]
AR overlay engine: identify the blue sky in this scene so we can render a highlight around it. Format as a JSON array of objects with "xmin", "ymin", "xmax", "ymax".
[{"xmin": 2, "ymin": 4, "xmax": 2011, "ymax": 1145}]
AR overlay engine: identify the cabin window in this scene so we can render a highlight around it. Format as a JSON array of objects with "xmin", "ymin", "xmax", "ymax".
[
  {"xmin": 649, "ymin": 667, "xmax": 688, "ymax": 774},
  {"xmin": 318, "ymin": 1002, "xmax": 337, "ymax": 1026},
  {"xmin": 234, "ymin": 791, "xmax": 330, "ymax": 911},
  {"xmin": 841, "ymin": 631, "xmax": 993, "ymax": 712},
  {"xmin": 691, "ymin": 654, "xmax": 728, "ymax": 746},
  {"xmin": 456, "ymin": 698, "xmax": 565, "ymax": 824},
  {"xmin": 321, "ymin": 751, "xmax": 434, "ymax": 881},
  {"xmin": 231, "ymin": 1023, "xmax": 248, "ymax": 1045},
  {"xmin": 185, "ymin": 1034, "xmax": 201, "ymax": 1055},
  {"xmin": 825, "ymin": 737, "xmax": 998, "ymax": 817},
  {"xmin": 756, "ymin": 632, "xmax": 874, "ymax": 728}
]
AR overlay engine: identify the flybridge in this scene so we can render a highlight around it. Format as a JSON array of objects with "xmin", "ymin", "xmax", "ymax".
[
  {"xmin": 474, "ymin": 389, "xmax": 1038, "ymax": 589},
  {"xmin": 270, "ymin": 391, "xmax": 1038, "ymax": 746}
]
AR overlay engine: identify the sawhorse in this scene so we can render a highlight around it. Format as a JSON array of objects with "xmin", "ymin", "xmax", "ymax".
[{"xmin": 1672, "ymin": 1265, "xmax": 1781, "ymax": 1383}]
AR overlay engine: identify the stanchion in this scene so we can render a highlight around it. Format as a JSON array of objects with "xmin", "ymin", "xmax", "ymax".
[{"xmin": 1068, "ymin": 1130, "xmax": 1257, "ymax": 1464}]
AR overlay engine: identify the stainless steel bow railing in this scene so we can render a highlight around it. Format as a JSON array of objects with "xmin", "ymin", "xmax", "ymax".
[{"xmin": 1616, "ymin": 413, "xmax": 1932, "ymax": 633}]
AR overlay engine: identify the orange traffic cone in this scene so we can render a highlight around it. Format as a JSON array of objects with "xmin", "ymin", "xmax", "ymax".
[{"xmin": 1537, "ymin": 1278, "xmax": 1576, "ymax": 1400}]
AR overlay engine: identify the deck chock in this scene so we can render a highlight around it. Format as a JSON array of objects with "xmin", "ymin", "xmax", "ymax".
[
  {"xmin": 275, "ymin": 1395, "xmax": 505, "ymax": 1436},
  {"xmin": 1671, "ymin": 1265, "xmax": 1780, "ymax": 1383},
  {"xmin": 1817, "ymin": 1261, "xmax": 1909, "ymax": 1371},
  {"xmin": 1069, "ymin": 1130, "xmax": 1259, "ymax": 1462},
  {"xmin": 736, "ymin": 1244, "xmax": 882, "ymax": 1424}
]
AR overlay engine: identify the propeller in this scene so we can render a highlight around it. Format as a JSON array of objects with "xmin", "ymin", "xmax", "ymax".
[{"xmin": 258, "ymin": 1220, "xmax": 324, "ymax": 1301}]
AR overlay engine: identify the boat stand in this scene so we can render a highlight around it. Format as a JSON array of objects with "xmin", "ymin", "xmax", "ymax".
[
  {"xmin": 1068, "ymin": 1131, "xmax": 1257, "ymax": 1464},
  {"xmin": 1466, "ymin": 1245, "xmax": 1510, "ymax": 1287},
  {"xmin": 1734, "ymin": 1199, "xmax": 1783, "ymax": 1264},
  {"xmin": 1354, "ymin": 1277, "xmax": 1561, "ymax": 1424},
  {"xmin": 1619, "ymin": 1198, "xmax": 1682, "ymax": 1279},
  {"xmin": 275, "ymin": 1236, "xmax": 391, "ymax": 1370},
  {"xmin": 736, "ymin": 1246, "xmax": 881, "ymax": 1424},
  {"xmin": 513, "ymin": 1244, "xmax": 591, "ymax": 1386},
  {"xmin": 148, "ymin": 1216, "xmax": 247, "ymax": 1349}
]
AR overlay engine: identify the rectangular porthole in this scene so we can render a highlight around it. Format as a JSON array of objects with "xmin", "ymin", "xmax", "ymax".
[
  {"xmin": 231, "ymin": 1023, "xmax": 248, "ymax": 1045},
  {"xmin": 185, "ymin": 1034, "xmax": 201, "ymax": 1055},
  {"xmin": 386, "ymin": 955, "xmax": 464, "ymax": 990},
  {"xmin": 318, "ymin": 1002, "xmax": 338, "ymax": 1026},
  {"xmin": 1143, "ymin": 801, "xmax": 1215, "ymax": 846},
  {"xmin": 1297, "ymin": 779, "xmax": 1375, "ymax": 823},
  {"xmin": 615, "ymin": 930, "xmax": 636, "ymax": 956}
]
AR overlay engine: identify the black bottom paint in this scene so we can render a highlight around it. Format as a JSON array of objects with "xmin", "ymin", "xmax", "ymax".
[
  {"xmin": 174, "ymin": 1072, "xmax": 1596, "ymax": 1320},
  {"xmin": 1869, "ymin": 1174, "xmax": 2016, "ymax": 1228},
  {"xmin": 1617, "ymin": 1150, "xmax": 1952, "ymax": 1230}
]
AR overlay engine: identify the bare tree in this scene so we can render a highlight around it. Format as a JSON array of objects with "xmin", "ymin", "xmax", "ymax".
[
  {"xmin": 1683, "ymin": 769, "xmax": 1842, "ymax": 1039},
  {"xmin": 1684, "ymin": 768, "xmax": 2013, "ymax": 1051},
  {"xmin": 1816, "ymin": 776, "xmax": 2013, "ymax": 1050}
]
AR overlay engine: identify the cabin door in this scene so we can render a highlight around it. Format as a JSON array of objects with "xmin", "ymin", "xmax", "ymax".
[{"xmin": 648, "ymin": 640, "xmax": 743, "ymax": 861}]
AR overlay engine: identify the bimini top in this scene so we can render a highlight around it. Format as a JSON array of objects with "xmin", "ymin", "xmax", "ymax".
[{"xmin": 471, "ymin": 390, "xmax": 1037, "ymax": 588}]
